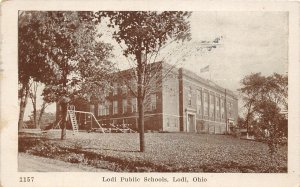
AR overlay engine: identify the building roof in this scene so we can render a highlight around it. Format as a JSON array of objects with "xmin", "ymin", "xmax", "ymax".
[{"xmin": 179, "ymin": 67, "xmax": 237, "ymax": 99}]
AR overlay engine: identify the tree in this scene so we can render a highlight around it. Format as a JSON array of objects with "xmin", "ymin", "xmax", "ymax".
[
  {"xmin": 18, "ymin": 80, "xmax": 31, "ymax": 130},
  {"xmin": 18, "ymin": 11, "xmax": 50, "ymax": 131},
  {"xmin": 239, "ymin": 73, "xmax": 288, "ymax": 130},
  {"xmin": 37, "ymin": 100, "xmax": 51, "ymax": 129},
  {"xmin": 253, "ymin": 100, "xmax": 286, "ymax": 155},
  {"xmin": 239, "ymin": 73, "xmax": 288, "ymax": 155},
  {"xmin": 28, "ymin": 79, "xmax": 53, "ymax": 129},
  {"xmin": 237, "ymin": 116, "xmax": 246, "ymax": 129},
  {"xmin": 19, "ymin": 11, "xmax": 115, "ymax": 139},
  {"xmin": 239, "ymin": 73, "xmax": 266, "ymax": 131},
  {"xmin": 28, "ymin": 79, "xmax": 39, "ymax": 129},
  {"xmin": 95, "ymin": 11, "xmax": 192, "ymax": 152},
  {"xmin": 26, "ymin": 110, "xmax": 56, "ymax": 130}
]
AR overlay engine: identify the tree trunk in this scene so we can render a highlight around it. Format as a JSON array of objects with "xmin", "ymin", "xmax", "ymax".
[
  {"xmin": 138, "ymin": 95, "xmax": 145, "ymax": 152},
  {"xmin": 60, "ymin": 102, "xmax": 68, "ymax": 140},
  {"xmin": 37, "ymin": 101, "xmax": 48, "ymax": 129},
  {"xmin": 29, "ymin": 81, "xmax": 38, "ymax": 128},
  {"xmin": 18, "ymin": 82, "xmax": 30, "ymax": 131},
  {"xmin": 37, "ymin": 111, "xmax": 42, "ymax": 129},
  {"xmin": 136, "ymin": 49, "xmax": 145, "ymax": 152},
  {"xmin": 32, "ymin": 105, "xmax": 37, "ymax": 129},
  {"xmin": 60, "ymin": 65, "xmax": 69, "ymax": 140},
  {"xmin": 245, "ymin": 102, "xmax": 252, "ymax": 133}
]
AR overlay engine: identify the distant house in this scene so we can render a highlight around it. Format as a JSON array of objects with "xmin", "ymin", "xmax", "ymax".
[{"xmin": 57, "ymin": 62, "xmax": 238, "ymax": 134}]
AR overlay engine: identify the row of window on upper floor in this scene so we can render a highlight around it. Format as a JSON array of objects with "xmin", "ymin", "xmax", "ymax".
[
  {"xmin": 108, "ymin": 78, "xmax": 160, "ymax": 96},
  {"xmin": 188, "ymin": 87, "xmax": 234, "ymax": 119}
]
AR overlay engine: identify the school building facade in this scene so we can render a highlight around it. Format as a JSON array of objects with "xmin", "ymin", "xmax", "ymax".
[{"xmin": 68, "ymin": 62, "xmax": 238, "ymax": 134}]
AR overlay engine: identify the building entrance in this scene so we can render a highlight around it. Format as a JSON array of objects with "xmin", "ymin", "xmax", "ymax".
[{"xmin": 187, "ymin": 114, "xmax": 195, "ymax": 132}]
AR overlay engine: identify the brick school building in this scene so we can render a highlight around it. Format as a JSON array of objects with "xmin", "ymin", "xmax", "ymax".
[{"xmin": 58, "ymin": 62, "xmax": 238, "ymax": 134}]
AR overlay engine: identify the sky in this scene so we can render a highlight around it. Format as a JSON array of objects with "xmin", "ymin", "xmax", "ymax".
[
  {"xmin": 101, "ymin": 11, "xmax": 288, "ymax": 92},
  {"xmin": 24, "ymin": 11, "xmax": 288, "ymax": 119},
  {"xmin": 186, "ymin": 11, "xmax": 288, "ymax": 92}
]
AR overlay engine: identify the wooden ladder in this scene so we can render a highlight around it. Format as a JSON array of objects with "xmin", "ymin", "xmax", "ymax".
[{"xmin": 68, "ymin": 105, "xmax": 78, "ymax": 134}]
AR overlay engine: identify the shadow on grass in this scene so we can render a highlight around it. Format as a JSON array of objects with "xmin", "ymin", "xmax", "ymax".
[
  {"xmin": 80, "ymin": 147, "xmax": 139, "ymax": 153},
  {"xmin": 101, "ymin": 148, "xmax": 139, "ymax": 153}
]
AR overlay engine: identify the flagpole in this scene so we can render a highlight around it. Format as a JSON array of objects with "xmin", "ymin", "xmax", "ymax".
[{"xmin": 200, "ymin": 65, "xmax": 210, "ymax": 79}]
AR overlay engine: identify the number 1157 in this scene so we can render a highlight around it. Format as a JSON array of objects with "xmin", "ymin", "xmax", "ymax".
[{"xmin": 19, "ymin": 177, "xmax": 34, "ymax": 182}]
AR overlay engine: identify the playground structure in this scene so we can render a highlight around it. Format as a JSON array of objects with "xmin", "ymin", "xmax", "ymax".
[{"xmin": 62, "ymin": 105, "xmax": 137, "ymax": 134}]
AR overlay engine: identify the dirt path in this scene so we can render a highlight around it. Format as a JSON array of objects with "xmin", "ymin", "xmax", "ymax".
[{"xmin": 18, "ymin": 153, "xmax": 110, "ymax": 172}]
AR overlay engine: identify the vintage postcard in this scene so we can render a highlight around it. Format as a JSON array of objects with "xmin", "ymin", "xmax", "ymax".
[{"xmin": 1, "ymin": 0, "xmax": 299, "ymax": 187}]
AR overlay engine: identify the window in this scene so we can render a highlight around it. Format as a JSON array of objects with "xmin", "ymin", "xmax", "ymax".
[
  {"xmin": 131, "ymin": 98, "xmax": 137, "ymax": 113},
  {"xmin": 122, "ymin": 99, "xmax": 127, "ymax": 113},
  {"xmin": 216, "ymin": 97, "xmax": 220, "ymax": 119},
  {"xmin": 90, "ymin": 105, "xmax": 95, "ymax": 114},
  {"xmin": 131, "ymin": 80, "xmax": 137, "ymax": 93},
  {"xmin": 103, "ymin": 90, "xmax": 109, "ymax": 97},
  {"xmin": 174, "ymin": 118, "xmax": 178, "ymax": 127},
  {"xmin": 204, "ymin": 92, "xmax": 209, "ymax": 116},
  {"xmin": 228, "ymin": 101, "xmax": 233, "ymax": 118},
  {"xmin": 209, "ymin": 95, "xmax": 215, "ymax": 118},
  {"xmin": 113, "ymin": 83, "xmax": 118, "ymax": 95},
  {"xmin": 221, "ymin": 99, "xmax": 225, "ymax": 119},
  {"xmin": 150, "ymin": 75, "xmax": 157, "ymax": 92},
  {"xmin": 113, "ymin": 100, "xmax": 118, "ymax": 114},
  {"xmin": 105, "ymin": 101, "xmax": 110, "ymax": 115},
  {"xmin": 122, "ymin": 85, "xmax": 127, "ymax": 94},
  {"xmin": 167, "ymin": 118, "xmax": 170, "ymax": 127},
  {"xmin": 197, "ymin": 89, "xmax": 202, "ymax": 115},
  {"xmin": 197, "ymin": 105, "xmax": 201, "ymax": 114},
  {"xmin": 228, "ymin": 102, "xmax": 232, "ymax": 110},
  {"xmin": 98, "ymin": 103, "xmax": 109, "ymax": 116},
  {"xmin": 188, "ymin": 97, "xmax": 192, "ymax": 106},
  {"xmin": 98, "ymin": 104, "xmax": 103, "ymax": 116},
  {"xmin": 151, "ymin": 94, "xmax": 157, "ymax": 110},
  {"xmin": 188, "ymin": 86, "xmax": 192, "ymax": 106}
]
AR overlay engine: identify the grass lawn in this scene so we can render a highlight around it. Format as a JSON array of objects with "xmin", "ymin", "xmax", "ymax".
[{"xmin": 18, "ymin": 130, "xmax": 287, "ymax": 172}]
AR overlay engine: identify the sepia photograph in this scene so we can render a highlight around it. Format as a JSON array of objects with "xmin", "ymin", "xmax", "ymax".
[
  {"xmin": 17, "ymin": 10, "xmax": 288, "ymax": 173},
  {"xmin": 1, "ymin": 1, "xmax": 299, "ymax": 187}
]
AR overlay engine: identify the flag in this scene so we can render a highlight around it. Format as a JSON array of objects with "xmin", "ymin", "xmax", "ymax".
[{"xmin": 200, "ymin": 65, "xmax": 209, "ymax": 73}]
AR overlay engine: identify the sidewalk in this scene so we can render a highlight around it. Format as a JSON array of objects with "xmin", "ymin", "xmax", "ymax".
[{"xmin": 18, "ymin": 153, "xmax": 110, "ymax": 172}]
